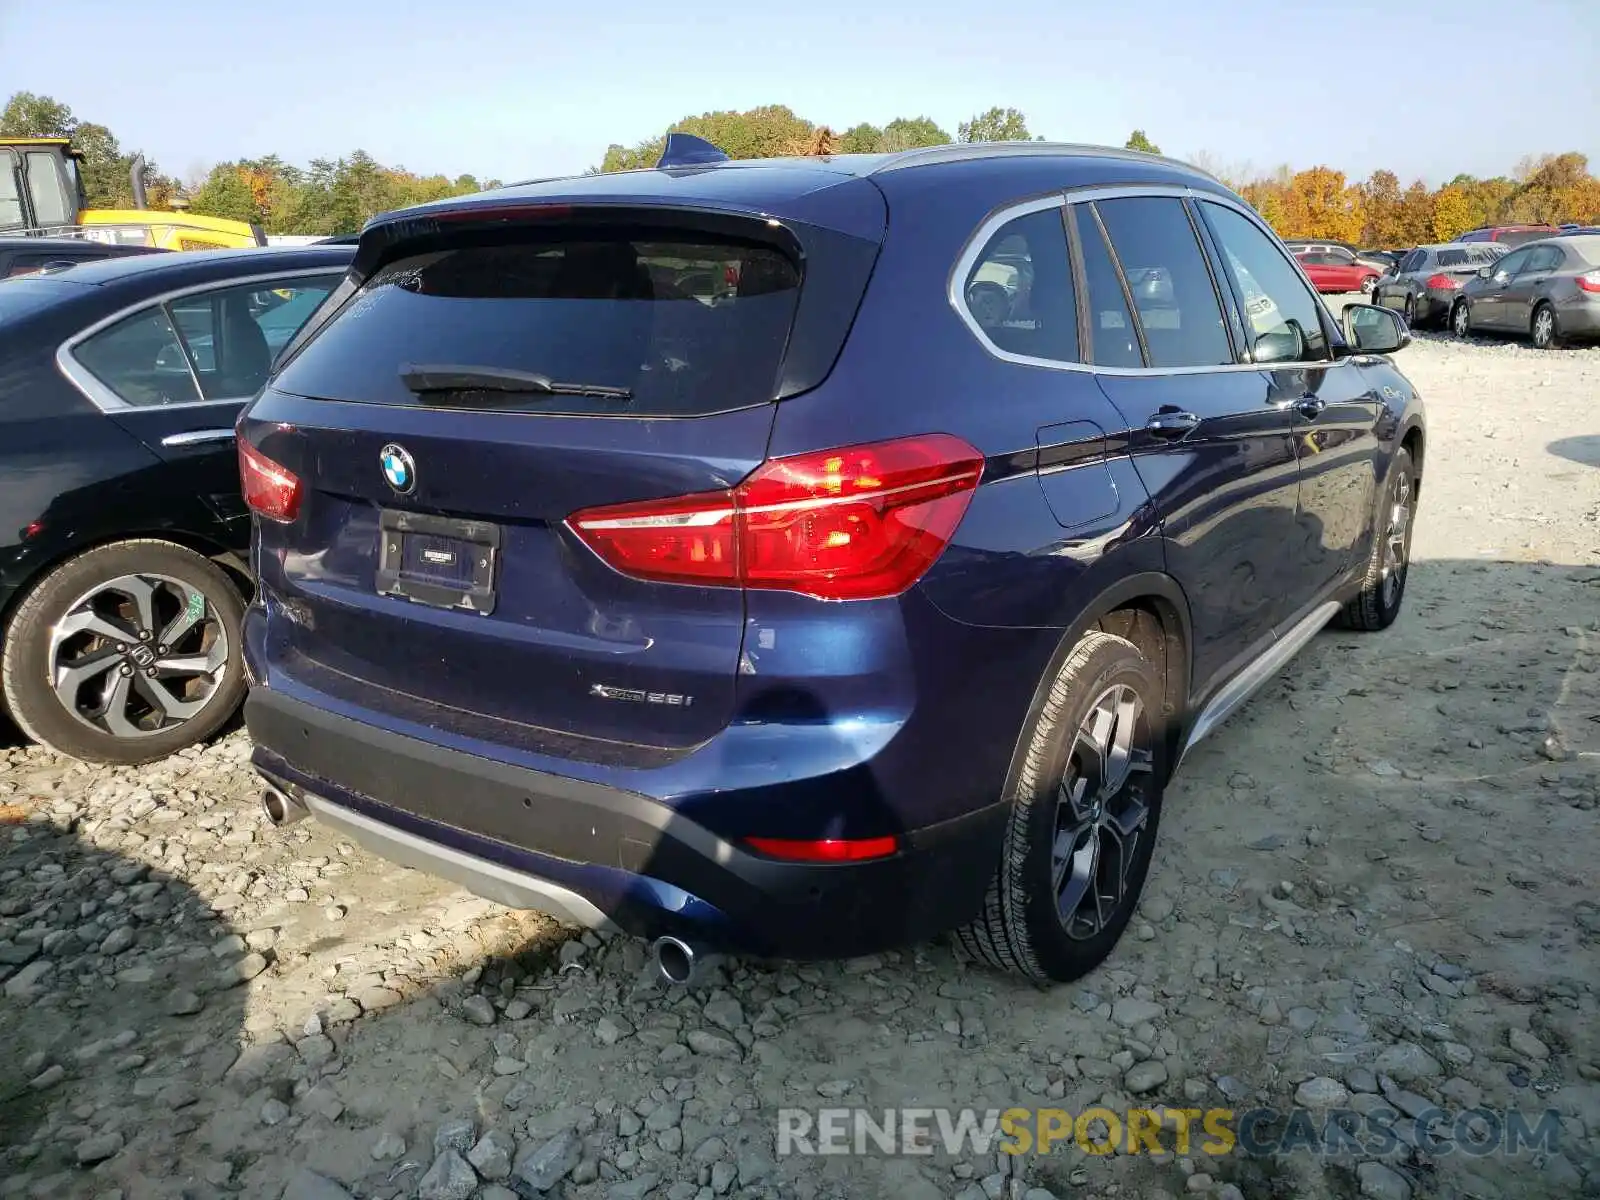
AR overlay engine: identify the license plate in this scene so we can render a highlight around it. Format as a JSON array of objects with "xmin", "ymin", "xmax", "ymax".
[{"xmin": 376, "ymin": 510, "xmax": 499, "ymax": 615}]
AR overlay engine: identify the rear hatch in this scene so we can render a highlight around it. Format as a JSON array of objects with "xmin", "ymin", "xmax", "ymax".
[{"xmin": 241, "ymin": 194, "xmax": 883, "ymax": 761}]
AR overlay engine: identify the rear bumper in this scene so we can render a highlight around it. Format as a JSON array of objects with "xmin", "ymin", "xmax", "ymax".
[
  {"xmin": 1554, "ymin": 295, "xmax": 1600, "ymax": 338},
  {"xmin": 1417, "ymin": 290, "xmax": 1458, "ymax": 323},
  {"xmin": 246, "ymin": 687, "xmax": 1007, "ymax": 958}
]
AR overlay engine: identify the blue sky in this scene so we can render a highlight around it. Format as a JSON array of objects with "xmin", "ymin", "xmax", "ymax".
[{"xmin": 4, "ymin": 0, "xmax": 1595, "ymax": 189}]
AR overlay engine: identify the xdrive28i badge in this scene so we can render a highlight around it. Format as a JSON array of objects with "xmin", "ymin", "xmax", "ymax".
[{"xmin": 379, "ymin": 443, "xmax": 416, "ymax": 494}]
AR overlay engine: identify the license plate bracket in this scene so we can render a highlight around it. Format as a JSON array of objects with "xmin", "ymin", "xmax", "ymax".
[{"xmin": 376, "ymin": 510, "xmax": 499, "ymax": 615}]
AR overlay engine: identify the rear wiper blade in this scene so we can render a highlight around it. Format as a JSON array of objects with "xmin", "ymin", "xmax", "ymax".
[{"xmin": 400, "ymin": 363, "xmax": 632, "ymax": 401}]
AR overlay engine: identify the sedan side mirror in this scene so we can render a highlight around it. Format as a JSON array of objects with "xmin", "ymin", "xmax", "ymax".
[
  {"xmin": 1477, "ymin": 266, "xmax": 1494, "ymax": 279},
  {"xmin": 1342, "ymin": 303, "xmax": 1411, "ymax": 355}
]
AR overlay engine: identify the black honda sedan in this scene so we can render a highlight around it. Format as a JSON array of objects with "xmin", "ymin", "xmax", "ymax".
[{"xmin": 0, "ymin": 244, "xmax": 352, "ymax": 764}]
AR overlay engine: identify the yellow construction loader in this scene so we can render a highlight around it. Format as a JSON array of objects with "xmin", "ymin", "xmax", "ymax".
[{"xmin": 0, "ymin": 138, "xmax": 264, "ymax": 251}]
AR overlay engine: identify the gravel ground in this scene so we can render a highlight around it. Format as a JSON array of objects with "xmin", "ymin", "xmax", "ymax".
[{"xmin": 2, "ymin": 332, "xmax": 1598, "ymax": 1200}]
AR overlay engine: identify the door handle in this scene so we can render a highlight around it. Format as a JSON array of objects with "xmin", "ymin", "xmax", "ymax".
[
  {"xmin": 160, "ymin": 428, "xmax": 237, "ymax": 448},
  {"xmin": 1293, "ymin": 396, "xmax": 1326, "ymax": 419},
  {"xmin": 1145, "ymin": 411, "xmax": 1201, "ymax": 437}
]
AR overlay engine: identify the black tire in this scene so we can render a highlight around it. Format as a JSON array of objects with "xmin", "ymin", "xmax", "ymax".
[
  {"xmin": 956, "ymin": 630, "xmax": 1166, "ymax": 983},
  {"xmin": 1336, "ymin": 447, "xmax": 1415, "ymax": 632},
  {"xmin": 1451, "ymin": 300, "xmax": 1472, "ymax": 339},
  {"xmin": 1402, "ymin": 294, "xmax": 1416, "ymax": 328},
  {"xmin": 1531, "ymin": 302, "xmax": 1560, "ymax": 350},
  {"xmin": 1, "ymin": 540, "xmax": 246, "ymax": 765}
]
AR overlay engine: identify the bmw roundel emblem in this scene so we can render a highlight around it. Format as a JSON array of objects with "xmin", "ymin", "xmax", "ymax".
[{"xmin": 379, "ymin": 443, "xmax": 416, "ymax": 494}]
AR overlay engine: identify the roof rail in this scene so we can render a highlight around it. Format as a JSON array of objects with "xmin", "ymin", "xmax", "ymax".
[
  {"xmin": 657, "ymin": 134, "xmax": 730, "ymax": 169},
  {"xmin": 866, "ymin": 141, "xmax": 1222, "ymax": 183}
]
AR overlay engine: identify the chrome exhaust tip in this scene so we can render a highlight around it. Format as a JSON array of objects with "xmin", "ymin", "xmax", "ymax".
[
  {"xmin": 261, "ymin": 785, "xmax": 308, "ymax": 828},
  {"xmin": 652, "ymin": 935, "xmax": 721, "ymax": 986}
]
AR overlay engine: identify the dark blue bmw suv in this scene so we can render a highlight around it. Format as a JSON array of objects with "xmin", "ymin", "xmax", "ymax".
[{"xmin": 238, "ymin": 139, "xmax": 1424, "ymax": 983}]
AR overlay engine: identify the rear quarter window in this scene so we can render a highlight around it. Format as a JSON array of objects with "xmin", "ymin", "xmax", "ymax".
[{"xmin": 272, "ymin": 229, "xmax": 803, "ymax": 417}]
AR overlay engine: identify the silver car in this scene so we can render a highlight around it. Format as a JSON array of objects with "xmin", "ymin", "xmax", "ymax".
[
  {"xmin": 1452, "ymin": 235, "xmax": 1600, "ymax": 348},
  {"xmin": 1373, "ymin": 243, "xmax": 1507, "ymax": 329}
]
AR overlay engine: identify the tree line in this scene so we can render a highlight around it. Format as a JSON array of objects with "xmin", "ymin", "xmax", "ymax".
[{"xmin": 5, "ymin": 92, "xmax": 1597, "ymax": 242}]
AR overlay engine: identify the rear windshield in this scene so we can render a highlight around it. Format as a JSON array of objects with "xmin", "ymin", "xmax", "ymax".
[
  {"xmin": 1496, "ymin": 230, "xmax": 1551, "ymax": 247},
  {"xmin": 272, "ymin": 228, "xmax": 802, "ymax": 417}
]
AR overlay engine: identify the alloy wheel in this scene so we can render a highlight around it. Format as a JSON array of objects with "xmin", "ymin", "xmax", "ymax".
[
  {"xmin": 1452, "ymin": 303, "xmax": 1470, "ymax": 337},
  {"xmin": 47, "ymin": 573, "xmax": 229, "ymax": 739},
  {"xmin": 1381, "ymin": 471, "xmax": 1412, "ymax": 609},
  {"xmin": 1050, "ymin": 683, "xmax": 1155, "ymax": 940},
  {"xmin": 1403, "ymin": 296, "xmax": 1415, "ymax": 325},
  {"xmin": 1533, "ymin": 308, "xmax": 1555, "ymax": 349}
]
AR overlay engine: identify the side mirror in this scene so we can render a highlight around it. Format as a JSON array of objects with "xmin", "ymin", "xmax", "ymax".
[
  {"xmin": 1477, "ymin": 266, "xmax": 1494, "ymax": 279},
  {"xmin": 1254, "ymin": 318, "xmax": 1307, "ymax": 364},
  {"xmin": 1342, "ymin": 303, "xmax": 1411, "ymax": 355}
]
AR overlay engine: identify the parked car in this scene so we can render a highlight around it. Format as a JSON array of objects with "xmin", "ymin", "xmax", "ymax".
[
  {"xmin": 0, "ymin": 236, "xmax": 165, "ymax": 279},
  {"xmin": 1294, "ymin": 249, "xmax": 1382, "ymax": 295},
  {"xmin": 1373, "ymin": 242, "xmax": 1507, "ymax": 327},
  {"xmin": 1358, "ymin": 249, "xmax": 1404, "ymax": 272},
  {"xmin": 0, "ymin": 244, "xmax": 353, "ymax": 764},
  {"xmin": 1558, "ymin": 226, "xmax": 1600, "ymax": 236},
  {"xmin": 240, "ymin": 140, "xmax": 1423, "ymax": 984},
  {"xmin": 1284, "ymin": 241, "xmax": 1392, "ymax": 272},
  {"xmin": 1450, "ymin": 235, "xmax": 1600, "ymax": 347},
  {"xmin": 1454, "ymin": 225, "xmax": 1559, "ymax": 247}
]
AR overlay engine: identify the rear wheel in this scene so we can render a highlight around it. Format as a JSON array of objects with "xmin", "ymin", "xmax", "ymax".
[
  {"xmin": 1337, "ymin": 447, "xmax": 1415, "ymax": 632},
  {"xmin": 1402, "ymin": 295, "xmax": 1416, "ymax": 327},
  {"xmin": 1360, "ymin": 275, "xmax": 1377, "ymax": 296},
  {"xmin": 957, "ymin": 631, "xmax": 1166, "ymax": 983},
  {"xmin": 1531, "ymin": 302, "xmax": 1559, "ymax": 349},
  {"xmin": 1, "ymin": 540, "xmax": 246, "ymax": 765},
  {"xmin": 1451, "ymin": 300, "xmax": 1472, "ymax": 338}
]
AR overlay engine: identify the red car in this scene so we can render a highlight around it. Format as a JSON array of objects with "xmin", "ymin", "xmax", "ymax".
[{"xmin": 1294, "ymin": 250, "xmax": 1381, "ymax": 295}]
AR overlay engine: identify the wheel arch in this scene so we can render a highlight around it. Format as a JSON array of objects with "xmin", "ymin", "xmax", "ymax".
[
  {"xmin": 1, "ymin": 528, "xmax": 250, "ymax": 651},
  {"xmin": 1002, "ymin": 572, "xmax": 1193, "ymax": 795}
]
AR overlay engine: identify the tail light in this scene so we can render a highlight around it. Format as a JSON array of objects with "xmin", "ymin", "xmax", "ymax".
[
  {"xmin": 239, "ymin": 441, "xmax": 302, "ymax": 522},
  {"xmin": 1425, "ymin": 274, "xmax": 1463, "ymax": 291},
  {"xmin": 568, "ymin": 434, "xmax": 984, "ymax": 601},
  {"xmin": 1577, "ymin": 271, "xmax": 1600, "ymax": 293},
  {"xmin": 744, "ymin": 835, "xmax": 899, "ymax": 862}
]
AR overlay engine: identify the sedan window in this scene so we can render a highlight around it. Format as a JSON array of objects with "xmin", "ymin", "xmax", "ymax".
[
  {"xmin": 74, "ymin": 307, "xmax": 203, "ymax": 407},
  {"xmin": 162, "ymin": 275, "xmax": 343, "ymax": 400},
  {"xmin": 1524, "ymin": 246, "xmax": 1564, "ymax": 273},
  {"xmin": 1494, "ymin": 248, "xmax": 1533, "ymax": 278}
]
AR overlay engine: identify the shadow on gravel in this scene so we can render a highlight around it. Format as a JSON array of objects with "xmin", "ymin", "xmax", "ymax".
[
  {"xmin": 1, "ymin": 556, "xmax": 1594, "ymax": 1200},
  {"xmin": 0, "ymin": 713, "xmax": 26, "ymax": 752},
  {"xmin": 1549, "ymin": 435, "xmax": 1600, "ymax": 469},
  {"xmin": 0, "ymin": 808, "xmax": 248, "ymax": 1198}
]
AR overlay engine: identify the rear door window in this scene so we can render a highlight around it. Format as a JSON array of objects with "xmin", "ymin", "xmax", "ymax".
[
  {"xmin": 960, "ymin": 206, "xmax": 1078, "ymax": 362},
  {"xmin": 1093, "ymin": 196, "xmax": 1233, "ymax": 369},
  {"xmin": 165, "ymin": 276, "xmax": 342, "ymax": 399},
  {"xmin": 1524, "ymin": 245, "xmax": 1564, "ymax": 272},
  {"xmin": 1071, "ymin": 206, "xmax": 1141, "ymax": 368},
  {"xmin": 74, "ymin": 308, "xmax": 203, "ymax": 407},
  {"xmin": 273, "ymin": 229, "xmax": 803, "ymax": 416}
]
